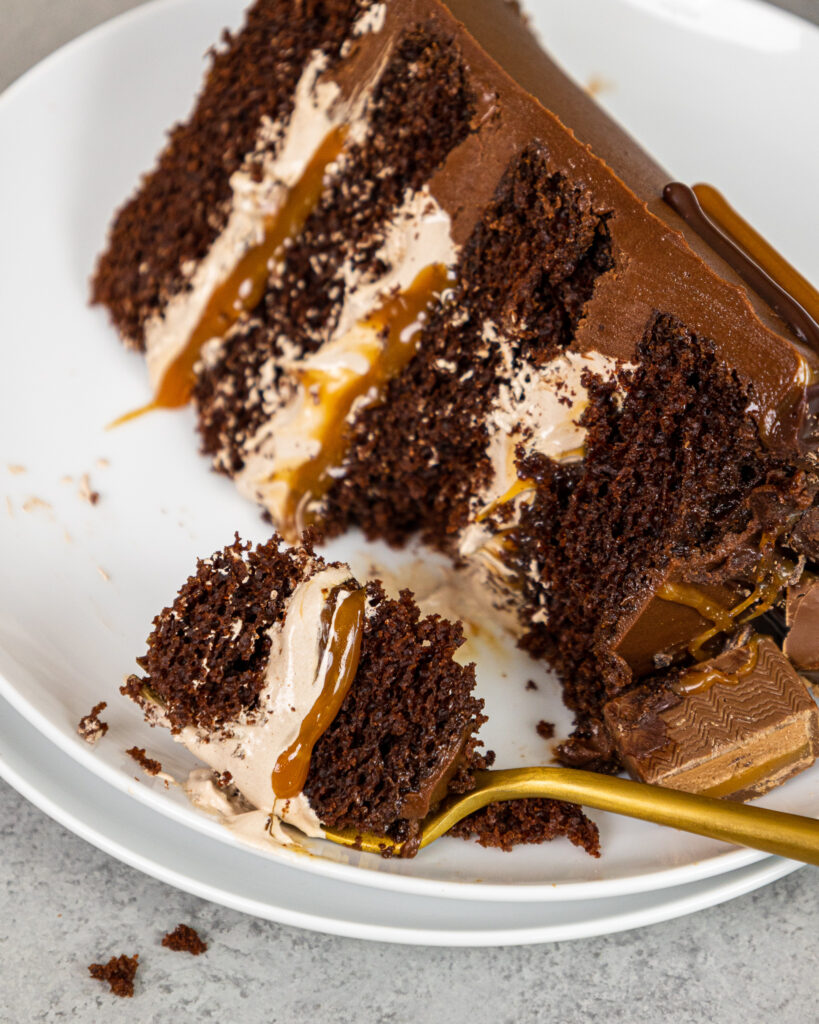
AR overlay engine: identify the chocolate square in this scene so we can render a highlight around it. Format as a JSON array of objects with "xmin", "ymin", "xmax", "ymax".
[
  {"xmin": 784, "ymin": 578, "xmax": 819, "ymax": 672},
  {"xmin": 603, "ymin": 637, "xmax": 819, "ymax": 799}
]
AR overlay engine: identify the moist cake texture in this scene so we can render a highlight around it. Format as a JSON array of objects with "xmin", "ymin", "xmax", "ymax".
[
  {"xmin": 124, "ymin": 535, "xmax": 598, "ymax": 855},
  {"xmin": 97, "ymin": 0, "xmax": 819, "ymax": 813}
]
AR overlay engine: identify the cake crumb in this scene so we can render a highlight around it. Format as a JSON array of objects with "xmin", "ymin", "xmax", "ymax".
[
  {"xmin": 97, "ymin": 566, "xmax": 111, "ymax": 582},
  {"xmin": 22, "ymin": 497, "xmax": 52, "ymax": 513},
  {"xmin": 78, "ymin": 473, "xmax": 100, "ymax": 505},
  {"xmin": 525, "ymin": 679, "xmax": 538, "ymax": 692},
  {"xmin": 97, "ymin": 457, "xmax": 110, "ymax": 469},
  {"xmin": 536, "ymin": 720, "xmax": 555, "ymax": 740},
  {"xmin": 126, "ymin": 746, "xmax": 162, "ymax": 776},
  {"xmin": 6, "ymin": 498, "xmax": 13, "ymax": 518},
  {"xmin": 88, "ymin": 954, "xmax": 139, "ymax": 998},
  {"xmin": 161, "ymin": 924, "xmax": 208, "ymax": 956},
  {"xmin": 6, "ymin": 464, "xmax": 25, "ymax": 475},
  {"xmin": 77, "ymin": 702, "xmax": 108, "ymax": 745},
  {"xmin": 585, "ymin": 74, "xmax": 614, "ymax": 98}
]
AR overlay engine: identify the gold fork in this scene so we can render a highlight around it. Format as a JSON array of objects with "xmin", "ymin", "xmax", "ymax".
[{"xmin": 323, "ymin": 766, "xmax": 819, "ymax": 862}]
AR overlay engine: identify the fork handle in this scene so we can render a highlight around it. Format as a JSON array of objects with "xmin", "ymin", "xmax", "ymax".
[{"xmin": 439, "ymin": 767, "xmax": 819, "ymax": 864}]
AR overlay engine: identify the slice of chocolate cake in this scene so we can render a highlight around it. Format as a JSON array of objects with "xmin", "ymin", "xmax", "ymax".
[
  {"xmin": 96, "ymin": 0, "xmax": 819, "ymax": 794},
  {"xmin": 123, "ymin": 535, "xmax": 598, "ymax": 856}
]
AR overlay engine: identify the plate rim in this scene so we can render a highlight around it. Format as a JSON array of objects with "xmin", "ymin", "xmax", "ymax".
[{"xmin": 0, "ymin": 691, "xmax": 802, "ymax": 946}]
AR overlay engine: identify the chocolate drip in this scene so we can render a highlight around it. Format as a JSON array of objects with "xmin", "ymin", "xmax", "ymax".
[{"xmin": 662, "ymin": 183, "xmax": 819, "ymax": 356}]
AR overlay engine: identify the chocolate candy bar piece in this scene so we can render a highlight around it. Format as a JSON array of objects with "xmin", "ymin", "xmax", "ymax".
[
  {"xmin": 784, "ymin": 578, "xmax": 819, "ymax": 672},
  {"xmin": 603, "ymin": 636, "xmax": 819, "ymax": 799},
  {"xmin": 614, "ymin": 581, "xmax": 744, "ymax": 678}
]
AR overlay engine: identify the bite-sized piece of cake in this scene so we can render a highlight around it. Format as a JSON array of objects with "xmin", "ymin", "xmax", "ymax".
[
  {"xmin": 122, "ymin": 534, "xmax": 598, "ymax": 856},
  {"xmin": 603, "ymin": 635, "xmax": 819, "ymax": 799},
  {"xmin": 449, "ymin": 798, "xmax": 600, "ymax": 856},
  {"xmin": 95, "ymin": 0, "xmax": 819, "ymax": 778}
]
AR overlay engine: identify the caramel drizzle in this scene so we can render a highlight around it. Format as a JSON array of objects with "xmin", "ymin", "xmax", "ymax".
[
  {"xmin": 658, "ymin": 539, "xmax": 794, "ymax": 659},
  {"xmin": 671, "ymin": 636, "xmax": 760, "ymax": 696},
  {"xmin": 271, "ymin": 585, "xmax": 366, "ymax": 800},
  {"xmin": 272, "ymin": 262, "xmax": 452, "ymax": 537},
  {"xmin": 700, "ymin": 742, "xmax": 812, "ymax": 799},
  {"xmin": 662, "ymin": 182, "xmax": 819, "ymax": 355},
  {"xmin": 111, "ymin": 126, "xmax": 349, "ymax": 427},
  {"xmin": 476, "ymin": 477, "xmax": 535, "ymax": 523},
  {"xmin": 693, "ymin": 183, "xmax": 819, "ymax": 327}
]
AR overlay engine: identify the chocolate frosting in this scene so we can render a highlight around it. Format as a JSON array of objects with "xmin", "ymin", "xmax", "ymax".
[
  {"xmin": 434, "ymin": 0, "xmax": 815, "ymax": 453},
  {"xmin": 663, "ymin": 183, "xmax": 819, "ymax": 357}
]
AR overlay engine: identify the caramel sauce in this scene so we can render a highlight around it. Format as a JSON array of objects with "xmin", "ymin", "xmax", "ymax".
[
  {"xmin": 271, "ymin": 586, "xmax": 366, "ymax": 800},
  {"xmin": 700, "ymin": 743, "xmax": 812, "ymax": 799},
  {"xmin": 112, "ymin": 126, "xmax": 349, "ymax": 428},
  {"xmin": 272, "ymin": 262, "xmax": 452, "ymax": 537},
  {"xmin": 476, "ymin": 477, "xmax": 535, "ymax": 523},
  {"xmin": 107, "ymin": 401, "xmax": 163, "ymax": 429},
  {"xmin": 693, "ymin": 184, "xmax": 819, "ymax": 327},
  {"xmin": 663, "ymin": 182, "xmax": 819, "ymax": 355},
  {"xmin": 656, "ymin": 583, "xmax": 736, "ymax": 635},
  {"xmin": 658, "ymin": 536, "xmax": 795, "ymax": 659},
  {"xmin": 672, "ymin": 636, "xmax": 760, "ymax": 696}
]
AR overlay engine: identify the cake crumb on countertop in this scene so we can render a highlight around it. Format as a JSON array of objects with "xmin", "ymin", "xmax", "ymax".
[
  {"xmin": 161, "ymin": 924, "xmax": 208, "ymax": 956},
  {"xmin": 88, "ymin": 954, "xmax": 139, "ymax": 998}
]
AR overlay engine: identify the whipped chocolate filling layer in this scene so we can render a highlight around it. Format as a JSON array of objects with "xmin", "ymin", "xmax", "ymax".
[{"xmin": 170, "ymin": 564, "xmax": 362, "ymax": 837}]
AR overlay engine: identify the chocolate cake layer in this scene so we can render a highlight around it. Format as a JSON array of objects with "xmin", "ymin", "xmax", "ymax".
[
  {"xmin": 91, "ymin": 0, "xmax": 373, "ymax": 348},
  {"xmin": 510, "ymin": 313, "xmax": 807, "ymax": 729}
]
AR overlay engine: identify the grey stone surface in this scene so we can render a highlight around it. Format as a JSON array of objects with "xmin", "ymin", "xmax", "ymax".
[
  {"xmin": 2, "ymin": 1, "xmax": 819, "ymax": 1020},
  {"xmin": 2, "ymin": 779, "xmax": 819, "ymax": 1023}
]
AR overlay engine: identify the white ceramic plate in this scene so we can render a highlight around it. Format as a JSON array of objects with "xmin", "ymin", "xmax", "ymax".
[
  {"xmin": 0, "ymin": 691, "xmax": 801, "ymax": 945},
  {"xmin": 1, "ymin": 0, "xmax": 818, "ymax": 902}
]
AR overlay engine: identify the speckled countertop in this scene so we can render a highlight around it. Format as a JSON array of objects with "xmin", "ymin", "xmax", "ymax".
[{"xmin": 2, "ymin": 1, "xmax": 818, "ymax": 1020}]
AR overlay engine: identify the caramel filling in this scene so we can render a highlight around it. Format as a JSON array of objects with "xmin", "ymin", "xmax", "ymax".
[
  {"xmin": 268, "ymin": 262, "xmax": 451, "ymax": 537},
  {"xmin": 476, "ymin": 477, "xmax": 535, "ymax": 523},
  {"xmin": 656, "ymin": 583, "xmax": 737, "ymax": 635},
  {"xmin": 271, "ymin": 586, "xmax": 366, "ymax": 800},
  {"xmin": 658, "ymin": 538, "xmax": 795, "ymax": 659},
  {"xmin": 700, "ymin": 743, "xmax": 812, "ymax": 799},
  {"xmin": 672, "ymin": 637, "xmax": 760, "ymax": 696},
  {"xmin": 111, "ymin": 126, "xmax": 348, "ymax": 428}
]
